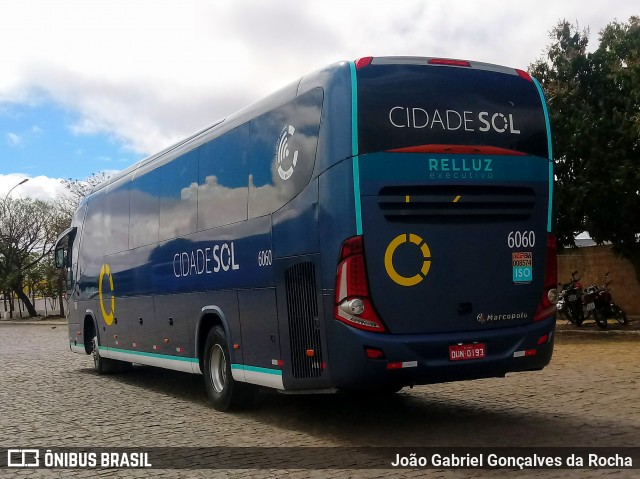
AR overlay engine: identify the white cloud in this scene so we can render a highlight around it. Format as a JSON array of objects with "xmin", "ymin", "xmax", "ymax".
[
  {"xmin": 0, "ymin": 0, "xmax": 637, "ymax": 160},
  {"xmin": 0, "ymin": 173, "xmax": 69, "ymax": 202}
]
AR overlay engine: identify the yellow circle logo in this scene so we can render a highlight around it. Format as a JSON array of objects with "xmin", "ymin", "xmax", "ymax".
[
  {"xmin": 99, "ymin": 263, "xmax": 115, "ymax": 325},
  {"xmin": 384, "ymin": 234, "xmax": 431, "ymax": 287}
]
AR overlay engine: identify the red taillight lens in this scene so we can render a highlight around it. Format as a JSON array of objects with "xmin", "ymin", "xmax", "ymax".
[
  {"xmin": 355, "ymin": 57, "xmax": 373, "ymax": 69},
  {"xmin": 334, "ymin": 236, "xmax": 386, "ymax": 332},
  {"xmin": 428, "ymin": 58, "xmax": 471, "ymax": 67},
  {"xmin": 516, "ymin": 69, "xmax": 533, "ymax": 82},
  {"xmin": 534, "ymin": 234, "xmax": 558, "ymax": 321}
]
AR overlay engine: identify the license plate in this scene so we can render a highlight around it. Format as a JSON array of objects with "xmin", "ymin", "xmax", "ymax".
[
  {"xmin": 449, "ymin": 343, "xmax": 486, "ymax": 361},
  {"xmin": 568, "ymin": 294, "xmax": 577, "ymax": 301},
  {"xmin": 586, "ymin": 302, "xmax": 595, "ymax": 310}
]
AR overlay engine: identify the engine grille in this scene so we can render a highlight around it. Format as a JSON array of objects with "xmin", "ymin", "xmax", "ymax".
[{"xmin": 284, "ymin": 262, "xmax": 323, "ymax": 379}]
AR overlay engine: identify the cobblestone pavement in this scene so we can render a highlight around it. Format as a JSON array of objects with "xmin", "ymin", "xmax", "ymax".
[{"xmin": 0, "ymin": 322, "xmax": 638, "ymax": 479}]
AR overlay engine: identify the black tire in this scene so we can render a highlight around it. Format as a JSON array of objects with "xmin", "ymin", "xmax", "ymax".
[
  {"xmin": 559, "ymin": 307, "xmax": 573, "ymax": 324},
  {"xmin": 92, "ymin": 335, "xmax": 116, "ymax": 374},
  {"xmin": 570, "ymin": 305, "xmax": 584, "ymax": 326},
  {"xmin": 593, "ymin": 309, "xmax": 608, "ymax": 329},
  {"xmin": 90, "ymin": 331, "xmax": 132, "ymax": 374},
  {"xmin": 203, "ymin": 326, "xmax": 255, "ymax": 411},
  {"xmin": 614, "ymin": 307, "xmax": 628, "ymax": 325}
]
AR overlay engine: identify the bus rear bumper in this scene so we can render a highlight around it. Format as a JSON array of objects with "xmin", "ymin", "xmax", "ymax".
[{"xmin": 326, "ymin": 318, "xmax": 556, "ymax": 390}]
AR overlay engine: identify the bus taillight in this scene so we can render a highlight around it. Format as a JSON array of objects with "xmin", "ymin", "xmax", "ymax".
[
  {"xmin": 534, "ymin": 234, "xmax": 558, "ymax": 321},
  {"xmin": 355, "ymin": 57, "xmax": 373, "ymax": 69},
  {"xmin": 334, "ymin": 236, "xmax": 386, "ymax": 332},
  {"xmin": 428, "ymin": 58, "xmax": 471, "ymax": 67}
]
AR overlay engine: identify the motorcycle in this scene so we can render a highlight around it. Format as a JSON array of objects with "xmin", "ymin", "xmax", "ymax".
[
  {"xmin": 588, "ymin": 273, "xmax": 628, "ymax": 329},
  {"xmin": 556, "ymin": 271, "xmax": 586, "ymax": 326}
]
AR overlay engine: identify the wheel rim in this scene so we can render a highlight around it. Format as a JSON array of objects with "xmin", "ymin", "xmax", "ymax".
[{"xmin": 209, "ymin": 344, "xmax": 227, "ymax": 393}]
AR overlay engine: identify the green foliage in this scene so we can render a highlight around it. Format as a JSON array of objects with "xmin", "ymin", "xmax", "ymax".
[{"xmin": 531, "ymin": 17, "xmax": 640, "ymax": 279}]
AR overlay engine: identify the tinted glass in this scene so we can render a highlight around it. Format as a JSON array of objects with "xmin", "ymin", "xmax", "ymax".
[
  {"xmin": 198, "ymin": 124, "xmax": 249, "ymax": 230},
  {"xmin": 80, "ymin": 191, "xmax": 104, "ymax": 264},
  {"xmin": 357, "ymin": 65, "xmax": 547, "ymax": 157},
  {"xmin": 104, "ymin": 177, "xmax": 130, "ymax": 255},
  {"xmin": 129, "ymin": 167, "xmax": 160, "ymax": 249},
  {"xmin": 248, "ymin": 88, "xmax": 323, "ymax": 218},
  {"xmin": 159, "ymin": 149, "xmax": 199, "ymax": 240}
]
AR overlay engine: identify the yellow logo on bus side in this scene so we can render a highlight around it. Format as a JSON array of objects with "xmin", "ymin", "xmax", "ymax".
[
  {"xmin": 98, "ymin": 263, "xmax": 115, "ymax": 326},
  {"xmin": 384, "ymin": 234, "xmax": 431, "ymax": 287}
]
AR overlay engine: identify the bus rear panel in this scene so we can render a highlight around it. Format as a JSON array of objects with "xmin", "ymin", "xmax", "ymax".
[{"xmin": 326, "ymin": 57, "xmax": 556, "ymax": 390}]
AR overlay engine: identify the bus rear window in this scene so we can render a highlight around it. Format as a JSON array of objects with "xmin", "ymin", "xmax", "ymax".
[{"xmin": 357, "ymin": 64, "xmax": 548, "ymax": 158}]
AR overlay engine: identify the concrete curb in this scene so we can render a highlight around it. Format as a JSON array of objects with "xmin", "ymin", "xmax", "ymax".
[{"xmin": 0, "ymin": 318, "xmax": 66, "ymax": 326}]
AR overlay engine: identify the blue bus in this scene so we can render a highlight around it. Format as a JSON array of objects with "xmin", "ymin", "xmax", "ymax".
[{"xmin": 55, "ymin": 56, "xmax": 557, "ymax": 411}]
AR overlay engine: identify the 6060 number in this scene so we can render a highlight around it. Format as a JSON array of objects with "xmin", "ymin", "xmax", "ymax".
[{"xmin": 507, "ymin": 231, "xmax": 535, "ymax": 249}]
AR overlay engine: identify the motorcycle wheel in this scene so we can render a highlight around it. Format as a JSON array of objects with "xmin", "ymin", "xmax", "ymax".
[
  {"xmin": 559, "ymin": 308, "xmax": 574, "ymax": 324},
  {"xmin": 570, "ymin": 305, "xmax": 584, "ymax": 326},
  {"xmin": 614, "ymin": 307, "xmax": 628, "ymax": 325},
  {"xmin": 593, "ymin": 309, "xmax": 607, "ymax": 329}
]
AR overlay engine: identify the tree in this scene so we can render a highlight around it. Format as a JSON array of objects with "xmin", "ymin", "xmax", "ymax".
[
  {"xmin": 530, "ymin": 17, "xmax": 640, "ymax": 281},
  {"xmin": 0, "ymin": 198, "xmax": 63, "ymax": 317},
  {"xmin": 58, "ymin": 171, "xmax": 111, "ymax": 218}
]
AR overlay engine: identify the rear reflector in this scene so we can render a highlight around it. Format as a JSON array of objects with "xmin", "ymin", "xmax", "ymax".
[
  {"xmin": 387, "ymin": 361, "xmax": 418, "ymax": 370},
  {"xmin": 365, "ymin": 347, "xmax": 385, "ymax": 359},
  {"xmin": 428, "ymin": 58, "xmax": 471, "ymax": 67}
]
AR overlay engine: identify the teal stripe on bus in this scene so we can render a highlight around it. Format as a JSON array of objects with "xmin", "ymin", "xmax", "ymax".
[
  {"xmin": 231, "ymin": 364, "xmax": 282, "ymax": 376},
  {"xmin": 100, "ymin": 346, "xmax": 198, "ymax": 363},
  {"xmin": 533, "ymin": 77, "xmax": 554, "ymax": 232},
  {"xmin": 350, "ymin": 61, "xmax": 363, "ymax": 235}
]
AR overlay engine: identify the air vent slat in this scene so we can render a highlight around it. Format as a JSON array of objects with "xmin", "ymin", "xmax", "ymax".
[
  {"xmin": 378, "ymin": 185, "xmax": 535, "ymax": 223},
  {"xmin": 284, "ymin": 262, "xmax": 323, "ymax": 379}
]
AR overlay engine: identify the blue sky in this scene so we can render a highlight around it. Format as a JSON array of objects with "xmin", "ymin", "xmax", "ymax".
[
  {"xmin": 0, "ymin": 0, "xmax": 637, "ymax": 202},
  {"xmin": 0, "ymin": 100, "xmax": 140, "ymax": 179}
]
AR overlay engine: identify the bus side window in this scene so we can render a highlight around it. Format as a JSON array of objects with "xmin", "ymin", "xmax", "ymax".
[
  {"xmin": 197, "ymin": 124, "xmax": 249, "ymax": 231},
  {"xmin": 248, "ymin": 88, "xmax": 323, "ymax": 218},
  {"xmin": 130, "ymin": 167, "xmax": 160, "ymax": 249},
  {"xmin": 80, "ymin": 192, "xmax": 105, "ymax": 273},
  {"xmin": 104, "ymin": 176, "xmax": 131, "ymax": 255},
  {"xmin": 159, "ymin": 149, "xmax": 198, "ymax": 241}
]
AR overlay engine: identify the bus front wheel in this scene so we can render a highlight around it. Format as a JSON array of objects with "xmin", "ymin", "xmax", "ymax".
[
  {"xmin": 203, "ymin": 326, "xmax": 255, "ymax": 411},
  {"xmin": 91, "ymin": 335, "xmax": 132, "ymax": 374}
]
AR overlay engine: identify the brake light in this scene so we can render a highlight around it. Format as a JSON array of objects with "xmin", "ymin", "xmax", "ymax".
[
  {"xmin": 534, "ymin": 234, "xmax": 558, "ymax": 321},
  {"xmin": 428, "ymin": 58, "xmax": 471, "ymax": 67},
  {"xmin": 334, "ymin": 236, "xmax": 386, "ymax": 332}
]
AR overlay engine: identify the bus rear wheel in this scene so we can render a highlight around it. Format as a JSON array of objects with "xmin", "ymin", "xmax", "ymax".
[{"xmin": 203, "ymin": 326, "xmax": 255, "ymax": 411}]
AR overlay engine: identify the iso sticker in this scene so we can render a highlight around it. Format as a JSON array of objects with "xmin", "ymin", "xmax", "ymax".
[{"xmin": 512, "ymin": 252, "xmax": 532, "ymax": 284}]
